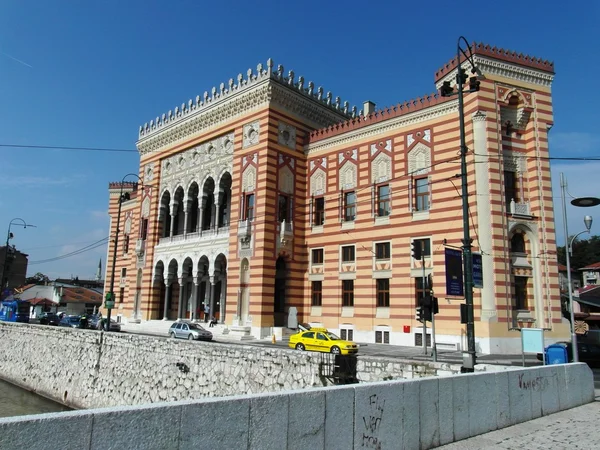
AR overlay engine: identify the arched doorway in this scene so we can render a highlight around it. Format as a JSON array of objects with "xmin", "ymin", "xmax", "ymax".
[
  {"xmin": 274, "ymin": 257, "xmax": 287, "ymax": 327},
  {"xmin": 154, "ymin": 261, "xmax": 166, "ymax": 320}
]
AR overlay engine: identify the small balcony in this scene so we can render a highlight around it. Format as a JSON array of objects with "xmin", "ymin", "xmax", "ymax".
[
  {"xmin": 509, "ymin": 199, "xmax": 532, "ymax": 218},
  {"xmin": 238, "ymin": 219, "xmax": 252, "ymax": 238},
  {"xmin": 279, "ymin": 220, "xmax": 293, "ymax": 245},
  {"xmin": 135, "ymin": 239, "xmax": 145, "ymax": 256}
]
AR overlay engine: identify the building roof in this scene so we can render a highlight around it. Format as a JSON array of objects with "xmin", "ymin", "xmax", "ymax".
[
  {"xmin": 434, "ymin": 42, "xmax": 554, "ymax": 83},
  {"xmin": 557, "ymin": 264, "xmax": 576, "ymax": 273},
  {"xmin": 579, "ymin": 262, "xmax": 600, "ymax": 271},
  {"xmin": 60, "ymin": 287, "xmax": 102, "ymax": 304}
]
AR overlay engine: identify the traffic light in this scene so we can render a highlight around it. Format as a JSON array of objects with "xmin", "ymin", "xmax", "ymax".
[
  {"xmin": 457, "ymin": 68, "xmax": 468, "ymax": 85},
  {"xmin": 440, "ymin": 81, "xmax": 453, "ymax": 97},
  {"xmin": 411, "ymin": 241, "xmax": 422, "ymax": 260},
  {"xmin": 469, "ymin": 76, "xmax": 480, "ymax": 92},
  {"xmin": 416, "ymin": 306, "xmax": 423, "ymax": 323}
]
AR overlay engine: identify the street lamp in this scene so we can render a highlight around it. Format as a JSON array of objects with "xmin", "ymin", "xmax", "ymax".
[
  {"xmin": 560, "ymin": 172, "xmax": 598, "ymax": 362},
  {"xmin": 106, "ymin": 174, "xmax": 141, "ymax": 331},
  {"xmin": 1, "ymin": 218, "xmax": 36, "ymax": 296},
  {"xmin": 440, "ymin": 36, "xmax": 482, "ymax": 371}
]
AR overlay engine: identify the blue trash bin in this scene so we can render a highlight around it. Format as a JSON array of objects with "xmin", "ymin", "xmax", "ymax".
[{"xmin": 545, "ymin": 344, "xmax": 568, "ymax": 365}]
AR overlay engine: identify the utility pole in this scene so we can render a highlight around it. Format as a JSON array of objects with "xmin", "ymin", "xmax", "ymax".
[{"xmin": 440, "ymin": 36, "xmax": 481, "ymax": 372}]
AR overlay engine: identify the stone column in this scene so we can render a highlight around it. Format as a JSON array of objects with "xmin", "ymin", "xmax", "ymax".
[
  {"xmin": 183, "ymin": 200, "xmax": 189, "ymax": 237},
  {"xmin": 169, "ymin": 203, "xmax": 177, "ymax": 238},
  {"xmin": 209, "ymin": 276, "xmax": 216, "ymax": 320},
  {"xmin": 177, "ymin": 277, "xmax": 185, "ymax": 319},
  {"xmin": 191, "ymin": 277, "xmax": 199, "ymax": 320},
  {"xmin": 220, "ymin": 277, "xmax": 227, "ymax": 323},
  {"xmin": 199, "ymin": 196, "xmax": 206, "ymax": 232},
  {"xmin": 211, "ymin": 202, "xmax": 217, "ymax": 230},
  {"xmin": 196, "ymin": 203, "xmax": 202, "ymax": 232},
  {"xmin": 472, "ymin": 111, "xmax": 497, "ymax": 321},
  {"xmin": 162, "ymin": 279, "xmax": 171, "ymax": 320}
]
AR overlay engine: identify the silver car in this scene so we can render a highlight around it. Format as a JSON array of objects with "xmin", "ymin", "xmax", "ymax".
[{"xmin": 169, "ymin": 322, "xmax": 213, "ymax": 341}]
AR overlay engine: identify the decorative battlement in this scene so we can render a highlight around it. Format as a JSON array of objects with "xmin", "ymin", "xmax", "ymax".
[
  {"xmin": 434, "ymin": 42, "xmax": 554, "ymax": 82},
  {"xmin": 307, "ymin": 93, "xmax": 453, "ymax": 144},
  {"xmin": 108, "ymin": 181, "xmax": 138, "ymax": 191},
  {"xmin": 138, "ymin": 59, "xmax": 355, "ymax": 140}
]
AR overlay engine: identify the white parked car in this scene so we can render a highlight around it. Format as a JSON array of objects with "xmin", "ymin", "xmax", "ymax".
[{"xmin": 169, "ymin": 322, "xmax": 212, "ymax": 341}]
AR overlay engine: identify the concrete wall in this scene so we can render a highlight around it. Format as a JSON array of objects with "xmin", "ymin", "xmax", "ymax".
[
  {"xmin": 0, "ymin": 322, "xmax": 506, "ymax": 410},
  {"xmin": 0, "ymin": 363, "xmax": 594, "ymax": 450}
]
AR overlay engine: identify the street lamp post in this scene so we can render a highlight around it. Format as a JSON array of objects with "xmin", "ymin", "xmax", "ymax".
[
  {"xmin": 440, "ymin": 36, "xmax": 482, "ymax": 371},
  {"xmin": 560, "ymin": 172, "xmax": 598, "ymax": 362},
  {"xmin": 1, "ymin": 218, "xmax": 36, "ymax": 295},
  {"xmin": 106, "ymin": 174, "xmax": 141, "ymax": 331}
]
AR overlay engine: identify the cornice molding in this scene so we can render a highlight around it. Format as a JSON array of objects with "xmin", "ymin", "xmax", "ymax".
[
  {"xmin": 435, "ymin": 55, "xmax": 555, "ymax": 90},
  {"xmin": 305, "ymin": 99, "xmax": 459, "ymax": 155},
  {"xmin": 137, "ymin": 80, "xmax": 349, "ymax": 156}
]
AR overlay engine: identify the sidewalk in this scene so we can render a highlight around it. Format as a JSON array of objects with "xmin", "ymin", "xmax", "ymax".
[{"xmin": 436, "ymin": 399, "xmax": 600, "ymax": 449}]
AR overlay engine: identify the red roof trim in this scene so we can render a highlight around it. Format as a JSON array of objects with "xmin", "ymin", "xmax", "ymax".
[{"xmin": 434, "ymin": 42, "xmax": 554, "ymax": 83}]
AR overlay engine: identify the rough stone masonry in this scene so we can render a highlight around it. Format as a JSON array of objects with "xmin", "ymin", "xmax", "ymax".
[{"xmin": 0, "ymin": 322, "xmax": 502, "ymax": 409}]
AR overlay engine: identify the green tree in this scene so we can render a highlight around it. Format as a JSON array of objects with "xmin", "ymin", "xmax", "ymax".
[{"xmin": 25, "ymin": 272, "xmax": 50, "ymax": 285}]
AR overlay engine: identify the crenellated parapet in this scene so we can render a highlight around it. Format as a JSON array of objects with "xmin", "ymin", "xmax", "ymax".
[
  {"xmin": 108, "ymin": 181, "xmax": 139, "ymax": 190},
  {"xmin": 434, "ymin": 42, "xmax": 554, "ymax": 84},
  {"xmin": 137, "ymin": 58, "xmax": 355, "ymax": 141},
  {"xmin": 307, "ymin": 93, "xmax": 453, "ymax": 144}
]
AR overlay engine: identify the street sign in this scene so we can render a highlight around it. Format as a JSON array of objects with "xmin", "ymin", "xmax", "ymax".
[
  {"xmin": 521, "ymin": 328, "xmax": 545, "ymax": 366},
  {"xmin": 105, "ymin": 300, "xmax": 115, "ymax": 310},
  {"xmin": 444, "ymin": 248, "xmax": 464, "ymax": 296},
  {"xmin": 472, "ymin": 253, "xmax": 483, "ymax": 288}
]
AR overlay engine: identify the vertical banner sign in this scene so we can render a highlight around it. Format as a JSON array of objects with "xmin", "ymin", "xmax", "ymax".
[
  {"xmin": 472, "ymin": 253, "xmax": 483, "ymax": 288},
  {"xmin": 445, "ymin": 248, "xmax": 464, "ymax": 297}
]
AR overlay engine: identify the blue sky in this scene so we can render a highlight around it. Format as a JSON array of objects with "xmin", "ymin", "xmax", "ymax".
[{"xmin": 1, "ymin": 0, "xmax": 599, "ymax": 279}]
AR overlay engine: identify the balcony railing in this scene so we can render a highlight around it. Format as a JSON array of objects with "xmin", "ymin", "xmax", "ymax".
[
  {"xmin": 157, "ymin": 226, "xmax": 230, "ymax": 246},
  {"xmin": 510, "ymin": 199, "xmax": 532, "ymax": 217}
]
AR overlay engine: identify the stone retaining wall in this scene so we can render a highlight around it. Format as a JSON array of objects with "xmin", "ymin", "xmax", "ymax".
[
  {"xmin": 0, "ymin": 322, "xmax": 503, "ymax": 409},
  {"xmin": 0, "ymin": 364, "xmax": 594, "ymax": 450}
]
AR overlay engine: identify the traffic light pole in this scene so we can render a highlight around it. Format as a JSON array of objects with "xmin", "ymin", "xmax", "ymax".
[{"xmin": 456, "ymin": 37, "xmax": 476, "ymax": 371}]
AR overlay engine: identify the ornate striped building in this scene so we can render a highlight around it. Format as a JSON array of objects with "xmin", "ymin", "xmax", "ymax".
[{"xmin": 105, "ymin": 43, "xmax": 568, "ymax": 353}]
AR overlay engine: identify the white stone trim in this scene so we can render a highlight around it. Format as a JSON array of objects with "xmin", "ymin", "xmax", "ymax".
[
  {"xmin": 435, "ymin": 55, "xmax": 555, "ymax": 90},
  {"xmin": 305, "ymin": 100, "xmax": 459, "ymax": 154}
]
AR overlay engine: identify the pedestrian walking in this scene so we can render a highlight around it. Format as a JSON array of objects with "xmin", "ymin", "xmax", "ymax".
[{"xmin": 204, "ymin": 304, "xmax": 210, "ymax": 323}]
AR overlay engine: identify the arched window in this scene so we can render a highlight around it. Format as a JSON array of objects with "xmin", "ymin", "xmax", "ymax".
[{"xmin": 511, "ymin": 233, "xmax": 525, "ymax": 253}]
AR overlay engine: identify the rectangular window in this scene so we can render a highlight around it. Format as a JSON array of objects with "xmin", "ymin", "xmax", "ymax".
[
  {"xmin": 119, "ymin": 287, "xmax": 125, "ymax": 304},
  {"xmin": 514, "ymin": 277, "xmax": 528, "ymax": 310},
  {"xmin": 375, "ymin": 242, "xmax": 391, "ymax": 260},
  {"xmin": 312, "ymin": 248, "xmax": 324, "ymax": 265},
  {"xmin": 413, "ymin": 238, "xmax": 431, "ymax": 258},
  {"xmin": 375, "ymin": 331, "xmax": 390, "ymax": 344},
  {"xmin": 123, "ymin": 235, "xmax": 130, "ymax": 254},
  {"xmin": 341, "ymin": 245, "xmax": 355, "ymax": 263},
  {"xmin": 504, "ymin": 170, "xmax": 517, "ymax": 207},
  {"xmin": 415, "ymin": 277, "xmax": 431, "ymax": 307},
  {"xmin": 377, "ymin": 184, "xmax": 390, "ymax": 217},
  {"xmin": 278, "ymin": 194, "xmax": 291, "ymax": 222},
  {"xmin": 340, "ymin": 328, "xmax": 354, "ymax": 341},
  {"xmin": 415, "ymin": 177, "xmax": 430, "ymax": 211},
  {"xmin": 342, "ymin": 279, "xmax": 354, "ymax": 307},
  {"xmin": 141, "ymin": 219, "xmax": 149, "ymax": 240},
  {"xmin": 311, "ymin": 281, "xmax": 322, "ymax": 306},
  {"xmin": 376, "ymin": 279, "xmax": 390, "ymax": 307},
  {"xmin": 245, "ymin": 194, "xmax": 255, "ymax": 221},
  {"xmin": 313, "ymin": 197, "xmax": 325, "ymax": 226},
  {"xmin": 344, "ymin": 191, "xmax": 356, "ymax": 221},
  {"xmin": 121, "ymin": 268, "xmax": 127, "ymax": 277}
]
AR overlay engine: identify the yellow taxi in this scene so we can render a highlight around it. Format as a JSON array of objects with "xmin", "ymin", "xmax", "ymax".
[{"xmin": 288, "ymin": 327, "xmax": 359, "ymax": 355}]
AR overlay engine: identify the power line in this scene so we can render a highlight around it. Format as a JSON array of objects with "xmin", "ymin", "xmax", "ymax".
[
  {"xmin": 0, "ymin": 144, "xmax": 137, "ymax": 153},
  {"xmin": 28, "ymin": 237, "xmax": 109, "ymax": 265}
]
